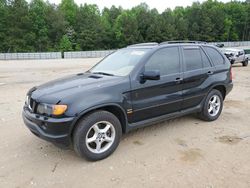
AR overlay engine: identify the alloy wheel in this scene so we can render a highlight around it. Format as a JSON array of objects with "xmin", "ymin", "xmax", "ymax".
[
  {"xmin": 208, "ymin": 95, "xmax": 221, "ymax": 117},
  {"xmin": 85, "ymin": 121, "xmax": 116, "ymax": 154}
]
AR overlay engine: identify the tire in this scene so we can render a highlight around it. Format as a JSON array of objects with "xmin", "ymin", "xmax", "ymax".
[
  {"xmin": 242, "ymin": 60, "xmax": 248, "ymax": 67},
  {"xmin": 198, "ymin": 89, "xmax": 223, "ymax": 121},
  {"xmin": 73, "ymin": 110, "xmax": 122, "ymax": 161}
]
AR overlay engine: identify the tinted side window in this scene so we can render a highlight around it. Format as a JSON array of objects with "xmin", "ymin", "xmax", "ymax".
[
  {"xmin": 204, "ymin": 47, "xmax": 224, "ymax": 66},
  {"xmin": 183, "ymin": 48, "xmax": 202, "ymax": 71},
  {"xmin": 145, "ymin": 47, "xmax": 180, "ymax": 76},
  {"xmin": 200, "ymin": 49, "xmax": 211, "ymax": 68}
]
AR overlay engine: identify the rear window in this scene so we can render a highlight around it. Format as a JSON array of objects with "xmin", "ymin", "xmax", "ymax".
[{"xmin": 204, "ymin": 47, "xmax": 224, "ymax": 66}]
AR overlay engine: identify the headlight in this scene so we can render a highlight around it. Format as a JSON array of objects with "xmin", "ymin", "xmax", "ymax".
[{"xmin": 37, "ymin": 103, "xmax": 67, "ymax": 116}]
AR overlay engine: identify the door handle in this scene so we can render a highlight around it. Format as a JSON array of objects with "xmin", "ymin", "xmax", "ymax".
[
  {"xmin": 175, "ymin": 77, "xmax": 183, "ymax": 83},
  {"xmin": 207, "ymin": 71, "xmax": 214, "ymax": 75}
]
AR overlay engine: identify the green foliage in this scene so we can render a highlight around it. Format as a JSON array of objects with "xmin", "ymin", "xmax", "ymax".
[
  {"xmin": 0, "ymin": 0, "xmax": 7, "ymax": 52},
  {"xmin": 74, "ymin": 4, "xmax": 105, "ymax": 50},
  {"xmin": 59, "ymin": 0, "xmax": 77, "ymax": 25},
  {"xmin": 59, "ymin": 35, "xmax": 72, "ymax": 52},
  {"xmin": 46, "ymin": 4, "xmax": 67, "ymax": 51},
  {"xmin": 114, "ymin": 11, "xmax": 141, "ymax": 47},
  {"xmin": 0, "ymin": 0, "xmax": 249, "ymax": 52},
  {"xmin": 29, "ymin": 0, "xmax": 49, "ymax": 51},
  {"xmin": 5, "ymin": 0, "xmax": 34, "ymax": 52}
]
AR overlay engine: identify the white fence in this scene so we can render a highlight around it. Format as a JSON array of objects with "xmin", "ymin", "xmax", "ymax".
[
  {"xmin": 209, "ymin": 41, "xmax": 250, "ymax": 47},
  {"xmin": 64, "ymin": 50, "xmax": 115, "ymax": 59},
  {"xmin": 0, "ymin": 41, "xmax": 250, "ymax": 60},
  {"xmin": 0, "ymin": 52, "xmax": 61, "ymax": 60}
]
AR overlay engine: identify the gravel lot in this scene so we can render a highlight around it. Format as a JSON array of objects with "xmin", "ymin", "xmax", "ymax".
[{"xmin": 0, "ymin": 58, "xmax": 250, "ymax": 188}]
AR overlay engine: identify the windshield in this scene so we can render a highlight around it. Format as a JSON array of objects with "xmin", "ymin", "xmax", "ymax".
[{"xmin": 89, "ymin": 48, "xmax": 149, "ymax": 76}]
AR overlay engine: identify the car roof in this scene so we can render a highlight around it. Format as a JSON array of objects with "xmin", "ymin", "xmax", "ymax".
[
  {"xmin": 126, "ymin": 41, "xmax": 213, "ymax": 49},
  {"xmin": 127, "ymin": 43, "xmax": 158, "ymax": 49}
]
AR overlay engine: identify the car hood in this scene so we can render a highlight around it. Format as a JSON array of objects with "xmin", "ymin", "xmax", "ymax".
[{"xmin": 30, "ymin": 73, "xmax": 125, "ymax": 104}]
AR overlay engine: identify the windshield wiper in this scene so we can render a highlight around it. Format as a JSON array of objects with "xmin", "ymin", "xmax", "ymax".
[{"xmin": 92, "ymin": 72, "xmax": 114, "ymax": 76}]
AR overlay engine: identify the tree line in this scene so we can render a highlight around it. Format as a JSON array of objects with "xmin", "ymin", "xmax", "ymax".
[{"xmin": 0, "ymin": 0, "xmax": 249, "ymax": 52}]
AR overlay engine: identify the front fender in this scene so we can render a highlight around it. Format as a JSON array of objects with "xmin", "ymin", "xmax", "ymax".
[{"xmin": 68, "ymin": 102, "xmax": 128, "ymax": 135}]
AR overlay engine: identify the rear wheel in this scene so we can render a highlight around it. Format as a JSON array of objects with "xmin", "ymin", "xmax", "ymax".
[
  {"xmin": 73, "ymin": 110, "xmax": 122, "ymax": 161},
  {"xmin": 242, "ymin": 60, "xmax": 248, "ymax": 67},
  {"xmin": 198, "ymin": 89, "xmax": 223, "ymax": 121}
]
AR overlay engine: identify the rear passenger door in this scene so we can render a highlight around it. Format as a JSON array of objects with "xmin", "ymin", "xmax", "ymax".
[{"xmin": 181, "ymin": 46, "xmax": 215, "ymax": 110}]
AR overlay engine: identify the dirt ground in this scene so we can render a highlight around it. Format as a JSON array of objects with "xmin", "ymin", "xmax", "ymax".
[{"xmin": 0, "ymin": 58, "xmax": 250, "ymax": 188}]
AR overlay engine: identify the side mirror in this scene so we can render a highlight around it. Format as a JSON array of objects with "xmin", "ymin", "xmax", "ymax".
[{"xmin": 140, "ymin": 70, "xmax": 160, "ymax": 83}]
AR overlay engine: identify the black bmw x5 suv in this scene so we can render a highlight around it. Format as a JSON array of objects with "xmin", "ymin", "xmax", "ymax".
[{"xmin": 23, "ymin": 42, "xmax": 233, "ymax": 161}]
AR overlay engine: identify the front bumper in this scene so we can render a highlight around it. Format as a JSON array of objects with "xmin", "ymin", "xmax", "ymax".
[{"xmin": 22, "ymin": 107, "xmax": 75, "ymax": 147}]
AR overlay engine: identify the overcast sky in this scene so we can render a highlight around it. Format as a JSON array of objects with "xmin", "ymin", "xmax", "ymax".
[{"xmin": 45, "ymin": 0, "xmax": 244, "ymax": 13}]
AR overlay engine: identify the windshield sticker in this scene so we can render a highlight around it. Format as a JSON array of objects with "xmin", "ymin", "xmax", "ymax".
[{"xmin": 131, "ymin": 51, "xmax": 145, "ymax": 56}]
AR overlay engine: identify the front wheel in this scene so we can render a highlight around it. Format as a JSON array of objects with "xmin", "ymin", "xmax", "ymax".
[
  {"xmin": 198, "ymin": 89, "xmax": 223, "ymax": 121},
  {"xmin": 73, "ymin": 111, "xmax": 122, "ymax": 161},
  {"xmin": 242, "ymin": 60, "xmax": 248, "ymax": 67}
]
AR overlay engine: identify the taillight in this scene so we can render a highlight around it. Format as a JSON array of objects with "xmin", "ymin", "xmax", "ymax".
[{"xmin": 230, "ymin": 66, "xmax": 233, "ymax": 81}]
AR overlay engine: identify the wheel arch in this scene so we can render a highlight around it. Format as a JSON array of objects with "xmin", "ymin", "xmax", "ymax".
[
  {"xmin": 70, "ymin": 103, "xmax": 128, "ymax": 140},
  {"xmin": 211, "ymin": 85, "xmax": 226, "ymax": 100}
]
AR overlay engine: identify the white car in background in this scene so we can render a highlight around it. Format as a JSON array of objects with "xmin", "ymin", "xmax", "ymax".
[{"xmin": 221, "ymin": 48, "xmax": 248, "ymax": 67}]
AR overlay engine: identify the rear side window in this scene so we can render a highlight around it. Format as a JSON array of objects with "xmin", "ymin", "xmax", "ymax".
[
  {"xmin": 145, "ymin": 47, "xmax": 180, "ymax": 76},
  {"xmin": 183, "ymin": 47, "xmax": 202, "ymax": 71},
  {"xmin": 200, "ymin": 49, "xmax": 212, "ymax": 67},
  {"xmin": 204, "ymin": 47, "xmax": 224, "ymax": 66}
]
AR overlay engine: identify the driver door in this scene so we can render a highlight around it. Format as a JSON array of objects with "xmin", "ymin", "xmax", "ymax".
[{"xmin": 130, "ymin": 47, "xmax": 183, "ymax": 123}]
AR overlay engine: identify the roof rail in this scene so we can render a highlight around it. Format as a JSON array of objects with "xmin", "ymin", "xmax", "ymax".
[
  {"xmin": 127, "ymin": 42, "xmax": 159, "ymax": 47},
  {"xmin": 160, "ymin": 41, "xmax": 207, "ymax": 45}
]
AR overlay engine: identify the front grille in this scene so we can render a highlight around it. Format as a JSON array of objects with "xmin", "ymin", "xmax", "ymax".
[{"xmin": 28, "ymin": 96, "xmax": 38, "ymax": 113}]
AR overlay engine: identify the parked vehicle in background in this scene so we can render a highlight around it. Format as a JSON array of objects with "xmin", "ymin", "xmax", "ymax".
[
  {"xmin": 246, "ymin": 54, "xmax": 250, "ymax": 60},
  {"xmin": 23, "ymin": 42, "xmax": 233, "ymax": 161},
  {"xmin": 215, "ymin": 43, "xmax": 224, "ymax": 48},
  {"xmin": 221, "ymin": 48, "xmax": 248, "ymax": 66}
]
